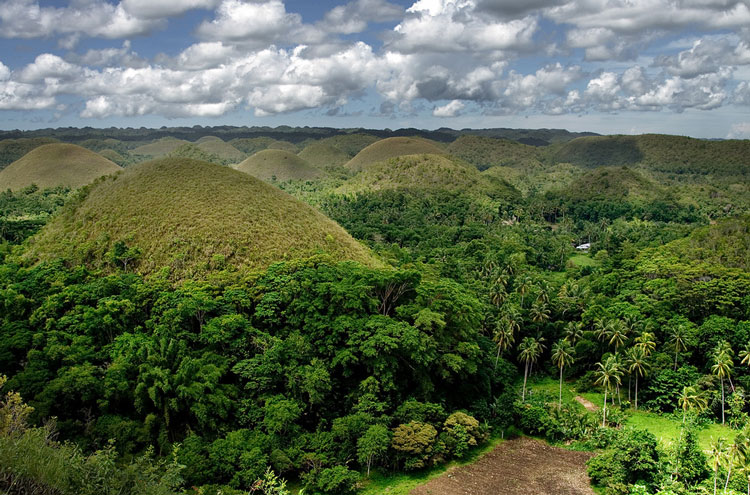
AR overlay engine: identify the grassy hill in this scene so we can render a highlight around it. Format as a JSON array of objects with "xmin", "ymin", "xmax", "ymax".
[
  {"xmin": 167, "ymin": 143, "xmax": 224, "ymax": 165},
  {"xmin": 304, "ymin": 134, "xmax": 380, "ymax": 157},
  {"xmin": 229, "ymin": 137, "xmax": 299, "ymax": 155},
  {"xmin": 447, "ymin": 135, "xmax": 544, "ymax": 171},
  {"xmin": 0, "ymin": 143, "xmax": 121, "ymax": 191},
  {"xmin": 558, "ymin": 166, "xmax": 668, "ymax": 202},
  {"xmin": 0, "ymin": 137, "xmax": 59, "ymax": 170},
  {"xmin": 551, "ymin": 134, "xmax": 750, "ymax": 178},
  {"xmin": 236, "ymin": 150, "xmax": 326, "ymax": 182},
  {"xmin": 132, "ymin": 137, "xmax": 191, "ymax": 157},
  {"xmin": 25, "ymin": 158, "xmax": 380, "ymax": 280},
  {"xmin": 338, "ymin": 153, "xmax": 520, "ymax": 201},
  {"xmin": 298, "ymin": 142, "xmax": 351, "ymax": 169},
  {"xmin": 345, "ymin": 137, "xmax": 446, "ymax": 172},
  {"xmin": 195, "ymin": 136, "xmax": 246, "ymax": 164}
]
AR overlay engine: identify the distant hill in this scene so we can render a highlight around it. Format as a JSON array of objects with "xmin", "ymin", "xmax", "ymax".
[
  {"xmin": 167, "ymin": 143, "xmax": 224, "ymax": 165},
  {"xmin": 194, "ymin": 136, "xmax": 246, "ymax": 164},
  {"xmin": 236, "ymin": 150, "xmax": 326, "ymax": 182},
  {"xmin": 132, "ymin": 137, "xmax": 191, "ymax": 157},
  {"xmin": 559, "ymin": 166, "xmax": 668, "ymax": 202},
  {"xmin": 345, "ymin": 137, "xmax": 446, "ymax": 172},
  {"xmin": 298, "ymin": 142, "xmax": 351, "ymax": 169},
  {"xmin": 306, "ymin": 134, "xmax": 380, "ymax": 157},
  {"xmin": 551, "ymin": 134, "xmax": 750, "ymax": 178},
  {"xmin": 230, "ymin": 137, "xmax": 299, "ymax": 155},
  {"xmin": 25, "ymin": 158, "xmax": 380, "ymax": 280},
  {"xmin": 447, "ymin": 135, "xmax": 544, "ymax": 171},
  {"xmin": 0, "ymin": 137, "xmax": 59, "ymax": 170},
  {"xmin": 338, "ymin": 153, "xmax": 520, "ymax": 201},
  {"xmin": 0, "ymin": 143, "xmax": 121, "ymax": 191}
]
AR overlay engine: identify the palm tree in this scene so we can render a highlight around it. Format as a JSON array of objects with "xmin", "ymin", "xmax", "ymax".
[
  {"xmin": 606, "ymin": 319, "xmax": 629, "ymax": 354},
  {"xmin": 564, "ymin": 321, "xmax": 584, "ymax": 345},
  {"xmin": 733, "ymin": 431, "xmax": 750, "ymax": 495},
  {"xmin": 627, "ymin": 347, "xmax": 650, "ymax": 410},
  {"xmin": 518, "ymin": 337, "xmax": 543, "ymax": 402},
  {"xmin": 678, "ymin": 385, "xmax": 708, "ymax": 423},
  {"xmin": 489, "ymin": 283, "xmax": 507, "ymax": 307},
  {"xmin": 668, "ymin": 324, "xmax": 689, "ymax": 370},
  {"xmin": 740, "ymin": 342, "xmax": 750, "ymax": 367},
  {"xmin": 709, "ymin": 437, "xmax": 726, "ymax": 495},
  {"xmin": 493, "ymin": 318, "xmax": 515, "ymax": 368},
  {"xmin": 712, "ymin": 341, "xmax": 734, "ymax": 425},
  {"xmin": 725, "ymin": 436, "xmax": 741, "ymax": 493},
  {"xmin": 551, "ymin": 339, "xmax": 575, "ymax": 408},
  {"xmin": 717, "ymin": 340, "xmax": 737, "ymax": 393},
  {"xmin": 594, "ymin": 355, "xmax": 622, "ymax": 427},
  {"xmin": 635, "ymin": 331, "xmax": 657, "ymax": 357},
  {"xmin": 529, "ymin": 300, "xmax": 550, "ymax": 324},
  {"xmin": 594, "ymin": 318, "xmax": 609, "ymax": 344},
  {"xmin": 516, "ymin": 276, "xmax": 533, "ymax": 308}
]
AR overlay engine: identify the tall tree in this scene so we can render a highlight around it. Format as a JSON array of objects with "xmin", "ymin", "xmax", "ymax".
[
  {"xmin": 669, "ymin": 324, "xmax": 689, "ymax": 371},
  {"xmin": 709, "ymin": 437, "xmax": 727, "ymax": 495},
  {"xmin": 594, "ymin": 355, "xmax": 622, "ymax": 427},
  {"xmin": 518, "ymin": 337, "xmax": 544, "ymax": 402},
  {"xmin": 551, "ymin": 339, "xmax": 575, "ymax": 408},
  {"xmin": 493, "ymin": 317, "xmax": 515, "ymax": 368},
  {"xmin": 711, "ymin": 340, "xmax": 734, "ymax": 425},
  {"xmin": 678, "ymin": 385, "xmax": 708, "ymax": 423},
  {"xmin": 627, "ymin": 347, "xmax": 650, "ymax": 410}
]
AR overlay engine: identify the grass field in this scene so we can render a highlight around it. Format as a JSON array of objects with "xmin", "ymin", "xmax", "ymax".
[
  {"xmin": 529, "ymin": 378, "xmax": 740, "ymax": 451},
  {"xmin": 569, "ymin": 253, "xmax": 598, "ymax": 267}
]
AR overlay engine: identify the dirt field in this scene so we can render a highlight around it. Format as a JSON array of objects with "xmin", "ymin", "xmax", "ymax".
[{"xmin": 410, "ymin": 437, "xmax": 595, "ymax": 495}]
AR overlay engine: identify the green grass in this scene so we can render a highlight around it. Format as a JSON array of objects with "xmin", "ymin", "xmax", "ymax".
[
  {"xmin": 298, "ymin": 141, "xmax": 351, "ymax": 169},
  {"xmin": 25, "ymin": 157, "xmax": 380, "ymax": 281},
  {"xmin": 345, "ymin": 137, "xmax": 446, "ymax": 172},
  {"xmin": 526, "ymin": 376, "xmax": 586, "ymax": 411},
  {"xmin": 131, "ymin": 137, "xmax": 190, "ymax": 157},
  {"xmin": 358, "ymin": 436, "xmax": 507, "ymax": 495},
  {"xmin": 625, "ymin": 410, "xmax": 737, "ymax": 450},
  {"xmin": 0, "ymin": 143, "xmax": 121, "ymax": 191},
  {"xmin": 236, "ymin": 150, "xmax": 326, "ymax": 182},
  {"xmin": 569, "ymin": 254, "xmax": 597, "ymax": 267},
  {"xmin": 194, "ymin": 136, "xmax": 247, "ymax": 164}
]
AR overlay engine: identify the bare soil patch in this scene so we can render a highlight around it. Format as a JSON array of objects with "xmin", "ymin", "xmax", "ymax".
[
  {"xmin": 410, "ymin": 437, "xmax": 595, "ymax": 495},
  {"xmin": 575, "ymin": 395, "xmax": 600, "ymax": 412}
]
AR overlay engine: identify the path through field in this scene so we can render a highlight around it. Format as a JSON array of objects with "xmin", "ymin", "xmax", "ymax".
[
  {"xmin": 575, "ymin": 395, "xmax": 600, "ymax": 412},
  {"xmin": 410, "ymin": 437, "xmax": 595, "ymax": 495}
]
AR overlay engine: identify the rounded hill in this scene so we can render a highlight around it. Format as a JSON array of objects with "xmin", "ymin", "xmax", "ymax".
[
  {"xmin": 447, "ymin": 135, "xmax": 544, "ymax": 171},
  {"xmin": 25, "ymin": 158, "xmax": 380, "ymax": 280},
  {"xmin": 194, "ymin": 136, "xmax": 246, "ymax": 163},
  {"xmin": 298, "ymin": 142, "xmax": 350, "ymax": 169},
  {"xmin": 236, "ymin": 149, "xmax": 325, "ymax": 182},
  {"xmin": 345, "ymin": 137, "xmax": 446, "ymax": 172},
  {"xmin": 560, "ymin": 166, "xmax": 666, "ymax": 202},
  {"xmin": 338, "ymin": 154, "xmax": 520, "ymax": 201},
  {"xmin": 0, "ymin": 143, "xmax": 121, "ymax": 191},
  {"xmin": 132, "ymin": 137, "xmax": 191, "ymax": 157}
]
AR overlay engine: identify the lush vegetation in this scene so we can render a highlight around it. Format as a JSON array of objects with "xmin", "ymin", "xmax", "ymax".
[{"xmin": 1, "ymin": 125, "xmax": 749, "ymax": 495}]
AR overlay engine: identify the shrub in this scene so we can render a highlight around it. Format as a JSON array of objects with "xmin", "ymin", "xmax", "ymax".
[
  {"xmin": 391, "ymin": 422, "xmax": 438, "ymax": 470},
  {"xmin": 303, "ymin": 465, "xmax": 360, "ymax": 495}
]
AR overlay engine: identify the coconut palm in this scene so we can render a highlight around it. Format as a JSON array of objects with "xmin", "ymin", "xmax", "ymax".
[
  {"xmin": 551, "ymin": 339, "xmax": 575, "ymax": 408},
  {"xmin": 717, "ymin": 339, "xmax": 737, "ymax": 393},
  {"xmin": 606, "ymin": 319, "xmax": 629, "ymax": 354},
  {"xmin": 518, "ymin": 336, "xmax": 544, "ymax": 402},
  {"xmin": 668, "ymin": 324, "xmax": 689, "ymax": 371},
  {"xmin": 594, "ymin": 355, "xmax": 623, "ymax": 427},
  {"xmin": 733, "ymin": 431, "xmax": 750, "ymax": 495},
  {"xmin": 627, "ymin": 347, "xmax": 650, "ymax": 410},
  {"xmin": 635, "ymin": 331, "xmax": 657, "ymax": 357},
  {"xmin": 529, "ymin": 300, "xmax": 550, "ymax": 324},
  {"xmin": 709, "ymin": 437, "xmax": 727, "ymax": 495},
  {"xmin": 678, "ymin": 385, "xmax": 708, "ymax": 423},
  {"xmin": 516, "ymin": 275, "xmax": 533, "ymax": 308},
  {"xmin": 740, "ymin": 342, "xmax": 750, "ymax": 368},
  {"xmin": 564, "ymin": 321, "xmax": 584, "ymax": 345},
  {"xmin": 712, "ymin": 341, "xmax": 734, "ymax": 425},
  {"xmin": 493, "ymin": 318, "xmax": 515, "ymax": 368}
]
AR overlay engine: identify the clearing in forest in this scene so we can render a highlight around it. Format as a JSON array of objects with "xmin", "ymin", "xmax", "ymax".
[{"xmin": 410, "ymin": 437, "xmax": 594, "ymax": 495}]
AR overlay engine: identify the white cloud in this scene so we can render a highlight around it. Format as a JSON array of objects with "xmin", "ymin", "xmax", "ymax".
[
  {"xmin": 389, "ymin": 0, "xmax": 537, "ymax": 53},
  {"xmin": 66, "ymin": 41, "xmax": 146, "ymax": 69},
  {"xmin": 120, "ymin": 0, "xmax": 221, "ymax": 18},
  {"xmin": 654, "ymin": 36, "xmax": 750, "ymax": 78},
  {"xmin": 0, "ymin": 62, "xmax": 10, "ymax": 81},
  {"xmin": 727, "ymin": 122, "xmax": 750, "ymax": 138},
  {"xmin": 320, "ymin": 0, "xmax": 404, "ymax": 35},
  {"xmin": 196, "ymin": 0, "xmax": 324, "ymax": 46},
  {"xmin": 0, "ymin": 0, "xmax": 162, "ymax": 41},
  {"xmin": 433, "ymin": 99, "xmax": 465, "ymax": 116},
  {"xmin": 0, "ymin": 80, "xmax": 56, "ymax": 110},
  {"xmin": 18, "ymin": 54, "xmax": 82, "ymax": 83},
  {"xmin": 173, "ymin": 42, "xmax": 238, "ymax": 70}
]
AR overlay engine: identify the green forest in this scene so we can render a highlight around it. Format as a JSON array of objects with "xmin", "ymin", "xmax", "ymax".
[{"xmin": 1, "ymin": 126, "xmax": 750, "ymax": 495}]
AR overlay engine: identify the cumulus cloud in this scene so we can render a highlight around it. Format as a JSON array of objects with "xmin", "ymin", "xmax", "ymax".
[
  {"xmin": 120, "ymin": 0, "xmax": 221, "ymax": 18},
  {"xmin": 196, "ymin": 0, "xmax": 324, "ymax": 46},
  {"xmin": 0, "ymin": 0, "xmax": 163, "ymax": 41},
  {"xmin": 388, "ymin": 0, "xmax": 538, "ymax": 54},
  {"xmin": 433, "ymin": 99, "xmax": 465, "ymax": 116},
  {"xmin": 654, "ymin": 36, "xmax": 750, "ymax": 78},
  {"xmin": 727, "ymin": 122, "xmax": 750, "ymax": 138},
  {"xmin": 319, "ymin": 0, "xmax": 404, "ymax": 35},
  {"xmin": 66, "ymin": 41, "xmax": 147, "ymax": 69}
]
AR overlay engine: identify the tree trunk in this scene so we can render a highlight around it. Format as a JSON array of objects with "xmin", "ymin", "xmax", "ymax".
[
  {"xmin": 722, "ymin": 377, "xmax": 725, "ymax": 425},
  {"xmin": 602, "ymin": 389, "xmax": 608, "ymax": 427},
  {"xmin": 714, "ymin": 469, "xmax": 717, "ymax": 495},
  {"xmin": 725, "ymin": 463, "xmax": 732, "ymax": 493},
  {"xmin": 559, "ymin": 366, "xmax": 563, "ymax": 408},
  {"xmin": 635, "ymin": 374, "xmax": 639, "ymax": 411},
  {"xmin": 495, "ymin": 345, "xmax": 501, "ymax": 369},
  {"xmin": 522, "ymin": 362, "xmax": 529, "ymax": 402},
  {"xmin": 675, "ymin": 349, "xmax": 678, "ymax": 371}
]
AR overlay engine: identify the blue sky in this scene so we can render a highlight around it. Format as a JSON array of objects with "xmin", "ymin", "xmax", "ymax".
[{"xmin": 1, "ymin": 0, "xmax": 749, "ymax": 138}]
